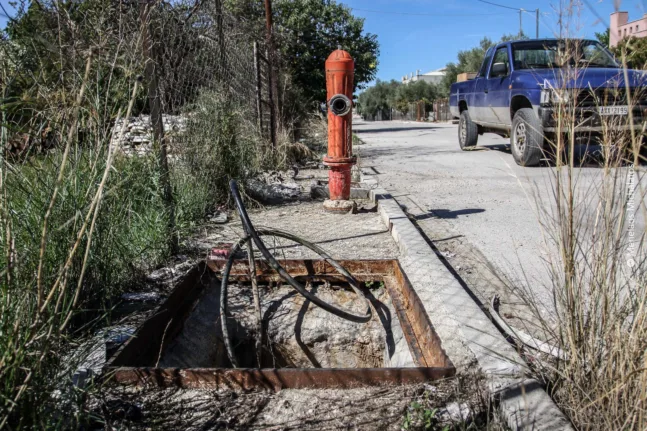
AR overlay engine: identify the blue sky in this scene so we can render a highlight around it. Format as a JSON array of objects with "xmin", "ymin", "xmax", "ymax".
[
  {"xmin": 341, "ymin": 0, "xmax": 646, "ymax": 82},
  {"xmin": 1, "ymin": 0, "xmax": 645, "ymax": 82}
]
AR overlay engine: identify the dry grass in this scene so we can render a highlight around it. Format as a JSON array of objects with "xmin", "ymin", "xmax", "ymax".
[{"xmin": 509, "ymin": 12, "xmax": 647, "ymax": 429}]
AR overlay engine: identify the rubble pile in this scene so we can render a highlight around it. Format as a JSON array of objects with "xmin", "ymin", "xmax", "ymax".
[{"xmin": 110, "ymin": 116, "xmax": 187, "ymax": 156}]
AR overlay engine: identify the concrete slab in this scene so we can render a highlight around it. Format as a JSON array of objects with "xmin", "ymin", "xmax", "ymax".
[{"xmin": 369, "ymin": 186, "xmax": 574, "ymax": 431}]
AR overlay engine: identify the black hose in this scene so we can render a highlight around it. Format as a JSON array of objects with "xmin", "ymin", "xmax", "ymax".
[
  {"xmin": 229, "ymin": 180, "xmax": 371, "ymax": 322},
  {"xmin": 219, "ymin": 181, "xmax": 373, "ymax": 367},
  {"xmin": 219, "ymin": 229, "xmax": 372, "ymax": 368}
]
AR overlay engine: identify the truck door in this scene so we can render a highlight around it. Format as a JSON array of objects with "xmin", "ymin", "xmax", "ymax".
[
  {"xmin": 470, "ymin": 47, "xmax": 494, "ymax": 124},
  {"xmin": 484, "ymin": 46, "xmax": 512, "ymax": 125}
]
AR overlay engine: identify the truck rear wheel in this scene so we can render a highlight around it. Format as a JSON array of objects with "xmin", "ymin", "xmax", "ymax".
[
  {"xmin": 511, "ymin": 108, "xmax": 543, "ymax": 166},
  {"xmin": 459, "ymin": 110, "xmax": 478, "ymax": 150}
]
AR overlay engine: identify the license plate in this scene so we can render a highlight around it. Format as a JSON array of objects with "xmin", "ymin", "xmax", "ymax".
[{"xmin": 598, "ymin": 106, "xmax": 628, "ymax": 116}]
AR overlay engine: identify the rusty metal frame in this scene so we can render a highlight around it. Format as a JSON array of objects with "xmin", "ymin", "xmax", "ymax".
[{"xmin": 105, "ymin": 259, "xmax": 455, "ymax": 390}]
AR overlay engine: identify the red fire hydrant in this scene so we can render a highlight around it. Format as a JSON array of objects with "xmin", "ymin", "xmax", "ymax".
[{"xmin": 323, "ymin": 49, "xmax": 356, "ymax": 212}]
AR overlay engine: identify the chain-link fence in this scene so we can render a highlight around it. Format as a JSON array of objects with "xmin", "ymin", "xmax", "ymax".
[
  {"xmin": 0, "ymin": 2, "xmax": 284, "ymax": 423},
  {"xmin": 431, "ymin": 98, "xmax": 451, "ymax": 122},
  {"xmin": 362, "ymin": 99, "xmax": 452, "ymax": 122},
  {"xmin": 142, "ymin": 0, "xmax": 277, "ymax": 146}
]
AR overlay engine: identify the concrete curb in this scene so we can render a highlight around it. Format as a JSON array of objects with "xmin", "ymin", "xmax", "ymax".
[{"xmin": 368, "ymin": 186, "xmax": 573, "ymax": 431}]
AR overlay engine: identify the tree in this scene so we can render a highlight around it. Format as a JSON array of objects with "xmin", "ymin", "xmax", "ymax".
[
  {"xmin": 612, "ymin": 36, "xmax": 647, "ymax": 69},
  {"xmin": 357, "ymin": 78, "xmax": 440, "ymax": 119},
  {"xmin": 357, "ymin": 79, "xmax": 398, "ymax": 119},
  {"xmin": 394, "ymin": 79, "xmax": 439, "ymax": 112},
  {"xmin": 595, "ymin": 28, "xmax": 610, "ymax": 47},
  {"xmin": 439, "ymin": 32, "xmax": 527, "ymax": 96},
  {"xmin": 227, "ymin": 0, "xmax": 379, "ymax": 103},
  {"xmin": 273, "ymin": 0, "xmax": 378, "ymax": 102}
]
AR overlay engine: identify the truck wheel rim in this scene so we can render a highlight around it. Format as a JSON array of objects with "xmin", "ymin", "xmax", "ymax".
[
  {"xmin": 514, "ymin": 122, "xmax": 526, "ymax": 153},
  {"xmin": 460, "ymin": 118, "xmax": 467, "ymax": 143}
]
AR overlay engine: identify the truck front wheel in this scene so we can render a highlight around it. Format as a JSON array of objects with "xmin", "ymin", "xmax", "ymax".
[
  {"xmin": 459, "ymin": 110, "xmax": 478, "ymax": 150},
  {"xmin": 511, "ymin": 108, "xmax": 544, "ymax": 167}
]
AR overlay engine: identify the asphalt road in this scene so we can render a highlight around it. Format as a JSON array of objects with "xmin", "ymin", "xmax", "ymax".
[{"xmin": 355, "ymin": 119, "xmax": 646, "ymax": 308}]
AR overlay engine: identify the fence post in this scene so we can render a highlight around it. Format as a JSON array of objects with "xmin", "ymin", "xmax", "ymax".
[
  {"xmin": 265, "ymin": 47, "xmax": 277, "ymax": 149},
  {"xmin": 264, "ymin": 0, "xmax": 279, "ymax": 149},
  {"xmin": 253, "ymin": 42, "xmax": 263, "ymax": 134},
  {"xmin": 215, "ymin": 0, "xmax": 226, "ymax": 71},
  {"xmin": 139, "ymin": 0, "xmax": 178, "ymax": 254}
]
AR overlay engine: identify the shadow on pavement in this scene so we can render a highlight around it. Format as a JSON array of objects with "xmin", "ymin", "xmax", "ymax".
[
  {"xmin": 481, "ymin": 144, "xmax": 511, "ymax": 153},
  {"xmin": 355, "ymin": 126, "xmax": 439, "ymax": 133},
  {"xmin": 416, "ymin": 209, "xmax": 485, "ymax": 220}
]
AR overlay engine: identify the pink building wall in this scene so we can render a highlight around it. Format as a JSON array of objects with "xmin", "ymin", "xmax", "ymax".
[{"xmin": 610, "ymin": 11, "xmax": 647, "ymax": 47}]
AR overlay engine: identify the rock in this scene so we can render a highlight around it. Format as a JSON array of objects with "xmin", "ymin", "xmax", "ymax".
[
  {"xmin": 103, "ymin": 399, "xmax": 142, "ymax": 421},
  {"xmin": 209, "ymin": 211, "xmax": 228, "ymax": 224},
  {"xmin": 121, "ymin": 292, "xmax": 161, "ymax": 302},
  {"xmin": 104, "ymin": 326, "xmax": 136, "ymax": 357},
  {"xmin": 310, "ymin": 184, "xmax": 329, "ymax": 199},
  {"xmin": 357, "ymin": 203, "xmax": 378, "ymax": 213},
  {"xmin": 173, "ymin": 260, "xmax": 194, "ymax": 274},
  {"xmin": 70, "ymin": 338, "xmax": 105, "ymax": 387},
  {"xmin": 110, "ymin": 115, "xmax": 187, "ymax": 157},
  {"xmin": 146, "ymin": 267, "xmax": 174, "ymax": 282},
  {"xmin": 440, "ymin": 402, "xmax": 471, "ymax": 423},
  {"xmin": 245, "ymin": 178, "xmax": 301, "ymax": 204}
]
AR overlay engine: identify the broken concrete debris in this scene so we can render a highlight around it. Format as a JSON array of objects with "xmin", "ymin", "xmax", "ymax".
[
  {"xmin": 208, "ymin": 211, "xmax": 228, "ymax": 224},
  {"xmin": 120, "ymin": 292, "xmax": 161, "ymax": 303},
  {"xmin": 245, "ymin": 178, "xmax": 301, "ymax": 204},
  {"xmin": 110, "ymin": 115, "xmax": 187, "ymax": 156}
]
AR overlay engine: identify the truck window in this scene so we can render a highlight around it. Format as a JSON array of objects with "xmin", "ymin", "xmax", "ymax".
[
  {"xmin": 489, "ymin": 47, "xmax": 510, "ymax": 77},
  {"xmin": 477, "ymin": 48, "xmax": 494, "ymax": 78},
  {"xmin": 512, "ymin": 40, "xmax": 618, "ymax": 69}
]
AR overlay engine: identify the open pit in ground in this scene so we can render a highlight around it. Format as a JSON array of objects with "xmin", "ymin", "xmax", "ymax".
[
  {"xmin": 106, "ymin": 259, "xmax": 454, "ymax": 390},
  {"xmin": 159, "ymin": 279, "xmax": 404, "ymax": 369}
]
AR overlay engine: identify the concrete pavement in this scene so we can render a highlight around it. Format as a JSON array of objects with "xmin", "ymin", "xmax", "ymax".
[{"xmin": 355, "ymin": 119, "xmax": 646, "ymax": 314}]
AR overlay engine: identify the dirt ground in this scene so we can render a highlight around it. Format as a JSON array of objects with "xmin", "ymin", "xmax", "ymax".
[
  {"xmin": 159, "ymin": 281, "xmax": 392, "ymax": 369},
  {"xmin": 186, "ymin": 170, "xmax": 398, "ymax": 261},
  {"xmin": 95, "ymin": 173, "xmax": 508, "ymax": 430},
  {"xmin": 93, "ymin": 376, "xmax": 503, "ymax": 430}
]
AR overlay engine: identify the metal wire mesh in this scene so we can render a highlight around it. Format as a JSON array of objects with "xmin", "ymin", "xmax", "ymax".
[{"xmin": 145, "ymin": 0, "xmax": 272, "ymax": 136}]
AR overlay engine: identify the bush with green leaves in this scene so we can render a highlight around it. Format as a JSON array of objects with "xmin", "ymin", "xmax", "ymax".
[{"xmin": 175, "ymin": 89, "xmax": 261, "ymax": 214}]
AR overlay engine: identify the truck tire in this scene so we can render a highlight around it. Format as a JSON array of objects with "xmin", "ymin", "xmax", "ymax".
[
  {"xmin": 459, "ymin": 110, "xmax": 478, "ymax": 150},
  {"xmin": 511, "ymin": 108, "xmax": 544, "ymax": 166}
]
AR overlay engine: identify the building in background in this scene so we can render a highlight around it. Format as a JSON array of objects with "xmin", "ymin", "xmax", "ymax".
[
  {"xmin": 610, "ymin": 12, "xmax": 647, "ymax": 47},
  {"xmin": 401, "ymin": 68, "xmax": 446, "ymax": 85}
]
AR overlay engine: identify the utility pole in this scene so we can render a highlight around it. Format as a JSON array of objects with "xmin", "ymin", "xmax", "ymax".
[
  {"xmin": 519, "ymin": 9, "xmax": 523, "ymax": 36},
  {"xmin": 536, "ymin": 9, "xmax": 539, "ymax": 38},
  {"xmin": 264, "ymin": 0, "xmax": 279, "ymax": 149}
]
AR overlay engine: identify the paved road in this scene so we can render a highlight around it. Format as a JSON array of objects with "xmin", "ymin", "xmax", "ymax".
[{"xmin": 355, "ymin": 119, "xmax": 646, "ymax": 309}]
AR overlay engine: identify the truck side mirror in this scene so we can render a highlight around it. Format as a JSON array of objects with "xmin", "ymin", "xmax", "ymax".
[{"xmin": 490, "ymin": 62, "xmax": 508, "ymax": 77}]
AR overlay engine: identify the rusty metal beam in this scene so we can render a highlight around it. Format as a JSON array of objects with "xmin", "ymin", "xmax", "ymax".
[
  {"xmin": 207, "ymin": 258, "xmax": 396, "ymax": 278},
  {"xmin": 106, "ymin": 367, "xmax": 455, "ymax": 391},
  {"xmin": 393, "ymin": 261, "xmax": 454, "ymax": 369},
  {"xmin": 105, "ymin": 258, "xmax": 456, "ymax": 390}
]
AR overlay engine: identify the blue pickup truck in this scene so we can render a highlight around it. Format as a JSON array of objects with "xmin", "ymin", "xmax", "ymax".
[{"xmin": 449, "ymin": 38, "xmax": 646, "ymax": 166}]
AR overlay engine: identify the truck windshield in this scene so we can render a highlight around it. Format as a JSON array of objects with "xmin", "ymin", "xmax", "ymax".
[{"xmin": 512, "ymin": 40, "xmax": 619, "ymax": 69}]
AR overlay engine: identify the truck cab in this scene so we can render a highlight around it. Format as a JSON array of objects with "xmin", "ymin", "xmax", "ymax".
[{"xmin": 449, "ymin": 39, "xmax": 647, "ymax": 166}]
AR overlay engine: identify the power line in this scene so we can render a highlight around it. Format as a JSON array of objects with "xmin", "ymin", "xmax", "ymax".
[
  {"xmin": 475, "ymin": 0, "xmax": 528, "ymax": 12},
  {"xmin": 581, "ymin": 0, "xmax": 607, "ymax": 27},
  {"xmin": 349, "ymin": 7, "xmax": 514, "ymax": 17}
]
